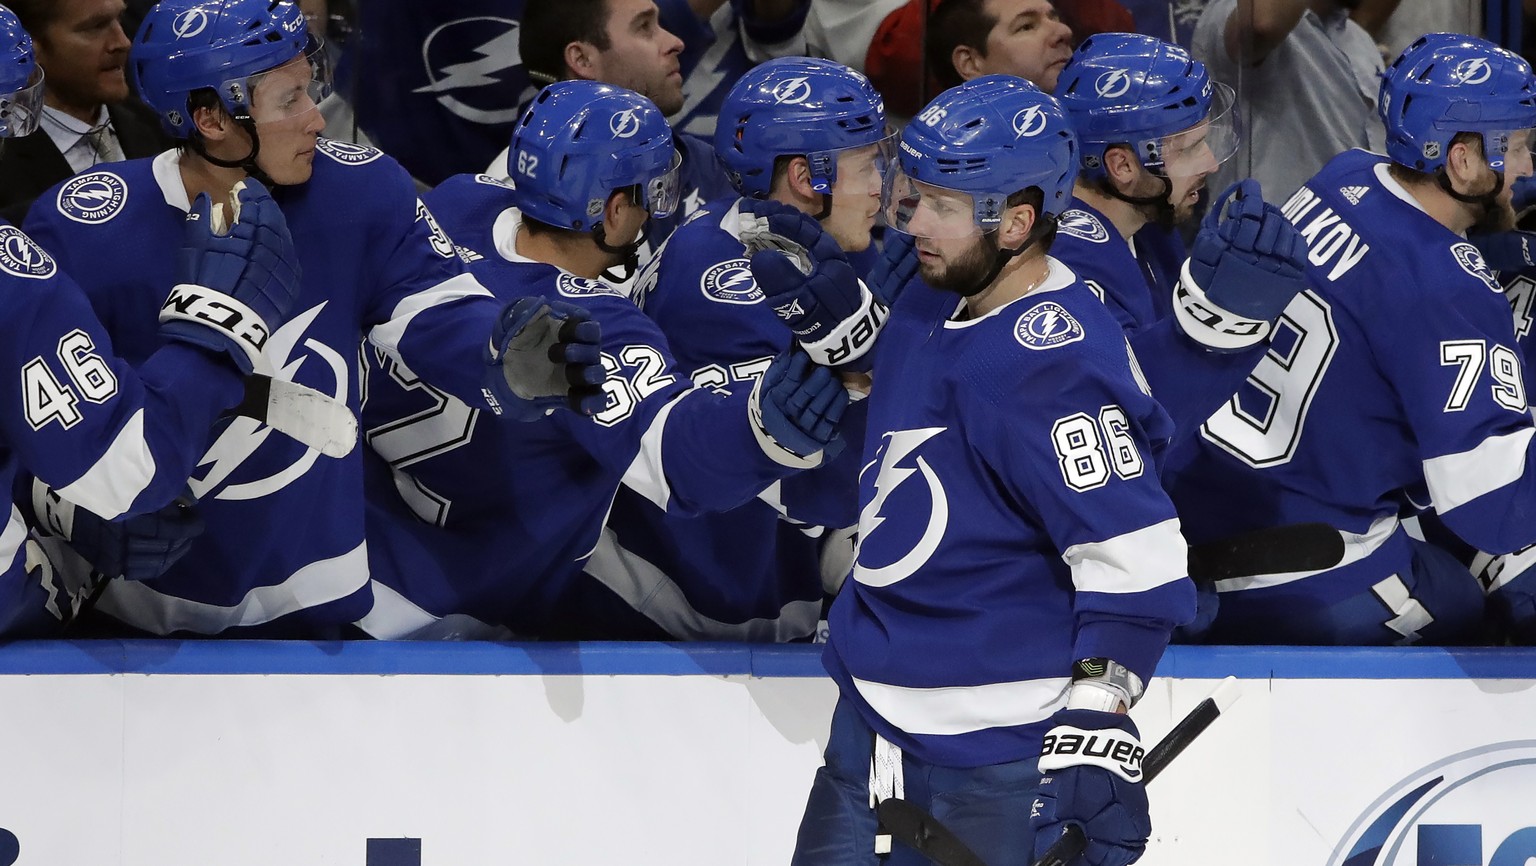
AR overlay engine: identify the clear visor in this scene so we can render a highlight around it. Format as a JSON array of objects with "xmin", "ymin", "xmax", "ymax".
[
  {"xmin": 1483, "ymin": 128, "xmax": 1536, "ymax": 174},
  {"xmin": 227, "ymin": 37, "xmax": 333, "ymax": 126},
  {"xmin": 882, "ymin": 167, "xmax": 1001, "ymax": 239},
  {"xmin": 643, "ymin": 149, "xmax": 684, "ymax": 219},
  {"xmin": 811, "ymin": 130, "xmax": 899, "ymax": 196},
  {"xmin": 1140, "ymin": 81, "xmax": 1240, "ymax": 180},
  {"xmin": 0, "ymin": 65, "xmax": 44, "ymax": 139}
]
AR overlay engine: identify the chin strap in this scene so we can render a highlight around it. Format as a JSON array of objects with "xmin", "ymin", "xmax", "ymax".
[
  {"xmin": 951, "ymin": 216, "xmax": 1057, "ymax": 298},
  {"xmin": 1438, "ymin": 165, "xmax": 1506, "ymax": 209},
  {"xmin": 593, "ymin": 223, "xmax": 641, "ymax": 284},
  {"xmin": 1101, "ymin": 174, "xmax": 1178, "ymax": 229},
  {"xmin": 187, "ymin": 118, "xmax": 277, "ymax": 190}
]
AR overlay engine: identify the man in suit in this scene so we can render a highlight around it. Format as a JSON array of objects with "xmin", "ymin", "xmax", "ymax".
[{"xmin": 0, "ymin": 0, "xmax": 169, "ymax": 223}]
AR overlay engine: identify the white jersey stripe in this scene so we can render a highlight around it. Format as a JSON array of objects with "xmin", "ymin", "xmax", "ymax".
[
  {"xmin": 56, "ymin": 409, "xmax": 156, "ymax": 519},
  {"xmin": 1423, "ymin": 427, "xmax": 1535, "ymax": 514},
  {"xmin": 368, "ymin": 272, "xmax": 495, "ymax": 356},
  {"xmin": 851, "ymin": 674, "xmax": 1071, "ymax": 737},
  {"xmin": 1062, "ymin": 517, "xmax": 1187, "ymax": 595}
]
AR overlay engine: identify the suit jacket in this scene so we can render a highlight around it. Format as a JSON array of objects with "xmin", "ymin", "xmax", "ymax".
[{"xmin": 0, "ymin": 100, "xmax": 170, "ymax": 226}]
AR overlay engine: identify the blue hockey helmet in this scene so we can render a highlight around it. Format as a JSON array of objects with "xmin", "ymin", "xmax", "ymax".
[
  {"xmin": 130, "ymin": 0, "xmax": 331, "ymax": 138},
  {"xmin": 883, "ymin": 75, "xmax": 1078, "ymax": 239},
  {"xmin": 1056, "ymin": 32, "xmax": 1239, "ymax": 181},
  {"xmin": 0, "ymin": 6, "xmax": 43, "ymax": 138},
  {"xmin": 510, "ymin": 80, "xmax": 682, "ymax": 232},
  {"xmin": 1381, "ymin": 32, "xmax": 1536, "ymax": 174},
  {"xmin": 715, "ymin": 56, "xmax": 892, "ymax": 198}
]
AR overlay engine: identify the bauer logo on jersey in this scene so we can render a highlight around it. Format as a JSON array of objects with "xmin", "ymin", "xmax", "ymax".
[
  {"xmin": 700, "ymin": 259, "xmax": 761, "ymax": 305},
  {"xmin": 1057, "ymin": 210, "xmax": 1111, "ymax": 244},
  {"xmin": 1016, "ymin": 302, "xmax": 1084, "ymax": 350},
  {"xmin": 316, "ymin": 138, "xmax": 382, "ymax": 165},
  {"xmin": 57, "ymin": 173, "xmax": 127, "ymax": 224},
  {"xmin": 1451, "ymin": 242, "xmax": 1503, "ymax": 292},
  {"xmin": 1326, "ymin": 741, "xmax": 1536, "ymax": 866},
  {"xmin": 1012, "ymin": 106, "xmax": 1049, "ymax": 138},
  {"xmin": 0, "ymin": 226, "xmax": 56, "ymax": 279},
  {"xmin": 556, "ymin": 273, "xmax": 621, "ymax": 298}
]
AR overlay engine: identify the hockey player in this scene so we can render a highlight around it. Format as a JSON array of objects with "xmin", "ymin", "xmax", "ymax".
[
  {"xmin": 795, "ymin": 76, "xmax": 1194, "ymax": 866},
  {"xmin": 582, "ymin": 57, "xmax": 891, "ymax": 641},
  {"xmin": 1052, "ymin": 33, "xmax": 1309, "ymax": 436},
  {"xmin": 0, "ymin": 8, "xmax": 304, "ymax": 634},
  {"xmin": 1160, "ymin": 33, "xmax": 1536, "ymax": 645},
  {"xmin": 21, "ymin": 0, "xmax": 605, "ymax": 638},
  {"xmin": 355, "ymin": 80, "xmax": 851, "ymax": 639}
]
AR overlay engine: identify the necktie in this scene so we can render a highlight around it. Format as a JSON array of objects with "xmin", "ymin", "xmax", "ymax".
[{"xmin": 86, "ymin": 122, "xmax": 125, "ymax": 165}]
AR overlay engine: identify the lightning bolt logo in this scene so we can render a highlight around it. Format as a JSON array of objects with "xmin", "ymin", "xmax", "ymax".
[
  {"xmin": 700, "ymin": 259, "xmax": 761, "ymax": 304},
  {"xmin": 58, "ymin": 173, "xmax": 127, "ymax": 224},
  {"xmin": 414, "ymin": 18, "xmax": 526, "ymax": 126},
  {"xmin": 854, "ymin": 427, "xmax": 949, "ymax": 588},
  {"xmin": 1095, "ymin": 69, "xmax": 1132, "ymax": 99}
]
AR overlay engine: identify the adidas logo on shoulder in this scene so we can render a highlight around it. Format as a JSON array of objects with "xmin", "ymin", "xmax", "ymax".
[{"xmin": 1339, "ymin": 185, "xmax": 1370, "ymax": 205}]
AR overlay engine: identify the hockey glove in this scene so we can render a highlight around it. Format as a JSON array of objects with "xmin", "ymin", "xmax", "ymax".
[
  {"xmin": 484, "ymin": 295, "xmax": 605, "ymax": 421},
  {"xmin": 748, "ymin": 351, "xmax": 849, "ymax": 468},
  {"xmin": 1030, "ymin": 709, "xmax": 1151, "ymax": 866},
  {"xmin": 866, "ymin": 231, "xmax": 919, "ymax": 309},
  {"xmin": 1476, "ymin": 543, "xmax": 1536, "ymax": 644},
  {"xmin": 738, "ymin": 199, "xmax": 886, "ymax": 372},
  {"xmin": 1176, "ymin": 179, "xmax": 1309, "ymax": 352},
  {"xmin": 27, "ymin": 479, "xmax": 202, "ymax": 583},
  {"xmin": 161, "ymin": 179, "xmax": 302, "ymax": 374},
  {"xmin": 1468, "ymin": 230, "xmax": 1536, "ymax": 274}
]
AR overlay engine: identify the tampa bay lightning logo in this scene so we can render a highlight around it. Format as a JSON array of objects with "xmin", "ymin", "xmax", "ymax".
[
  {"xmin": 770, "ymin": 76, "xmax": 813, "ymax": 105},
  {"xmin": 1450, "ymin": 241, "xmax": 1503, "ymax": 291},
  {"xmin": 1012, "ymin": 105, "xmax": 1049, "ymax": 138},
  {"xmin": 0, "ymin": 225, "xmax": 56, "ymax": 280},
  {"xmin": 413, "ymin": 17, "xmax": 525, "ymax": 126},
  {"xmin": 556, "ymin": 273, "xmax": 621, "ymax": 298},
  {"xmin": 171, "ymin": 8, "xmax": 209, "ymax": 39},
  {"xmin": 699, "ymin": 258, "xmax": 760, "ymax": 304},
  {"xmin": 1452, "ymin": 57, "xmax": 1492, "ymax": 85},
  {"xmin": 1095, "ymin": 69, "xmax": 1133, "ymax": 99},
  {"xmin": 1016, "ymin": 301, "xmax": 1085, "ymax": 350},
  {"xmin": 1326, "ymin": 742, "xmax": 1536, "ymax": 866},
  {"xmin": 1057, "ymin": 209, "xmax": 1111, "ymax": 244},
  {"xmin": 609, "ymin": 108, "xmax": 643, "ymax": 139},
  {"xmin": 316, "ymin": 138, "xmax": 382, "ymax": 165},
  {"xmin": 57, "ymin": 172, "xmax": 127, "ymax": 224},
  {"xmin": 854, "ymin": 427, "xmax": 950, "ymax": 588}
]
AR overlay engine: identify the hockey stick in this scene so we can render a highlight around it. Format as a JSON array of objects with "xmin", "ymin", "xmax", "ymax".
[
  {"xmin": 1186, "ymin": 522, "xmax": 1345, "ymax": 582},
  {"xmin": 874, "ymin": 676, "xmax": 1242, "ymax": 866},
  {"xmin": 226, "ymin": 375, "xmax": 358, "ymax": 458}
]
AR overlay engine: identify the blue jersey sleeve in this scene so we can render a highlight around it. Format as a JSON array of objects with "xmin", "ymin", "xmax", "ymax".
[{"xmin": 0, "ymin": 224, "xmax": 245, "ymax": 518}]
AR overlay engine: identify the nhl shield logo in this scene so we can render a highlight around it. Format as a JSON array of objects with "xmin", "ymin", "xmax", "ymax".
[
  {"xmin": 1015, "ymin": 301, "xmax": 1084, "ymax": 350},
  {"xmin": 0, "ymin": 226, "xmax": 57, "ymax": 280},
  {"xmin": 699, "ymin": 258, "xmax": 760, "ymax": 304},
  {"xmin": 57, "ymin": 172, "xmax": 128, "ymax": 224}
]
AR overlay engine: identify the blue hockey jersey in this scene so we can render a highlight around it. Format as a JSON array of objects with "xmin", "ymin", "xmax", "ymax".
[
  {"xmin": 1053, "ymin": 198, "xmax": 1266, "ymax": 437},
  {"xmin": 1163, "ymin": 149, "xmax": 1536, "ymax": 607},
  {"xmin": 0, "ymin": 221, "xmax": 249, "ymax": 634},
  {"xmin": 357, "ymin": 175, "xmax": 817, "ymax": 638},
  {"xmin": 587, "ymin": 196, "xmax": 865, "ymax": 642},
  {"xmin": 825, "ymin": 259, "xmax": 1193, "ymax": 768},
  {"xmin": 22, "ymin": 142, "xmax": 513, "ymax": 636}
]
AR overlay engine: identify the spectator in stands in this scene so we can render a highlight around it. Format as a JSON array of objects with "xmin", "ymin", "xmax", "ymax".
[
  {"xmin": 1190, "ymin": 0, "xmax": 1399, "ymax": 200},
  {"xmin": 0, "ymin": 0, "xmax": 169, "ymax": 223}
]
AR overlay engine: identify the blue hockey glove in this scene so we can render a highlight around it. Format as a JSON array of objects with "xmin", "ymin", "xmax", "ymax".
[
  {"xmin": 28, "ymin": 479, "xmax": 202, "ymax": 583},
  {"xmin": 483, "ymin": 295, "xmax": 605, "ymax": 421},
  {"xmin": 1513, "ymin": 174, "xmax": 1536, "ymax": 214},
  {"xmin": 866, "ymin": 231, "xmax": 918, "ymax": 309},
  {"xmin": 161, "ymin": 179, "xmax": 302, "ymax": 374},
  {"xmin": 1476, "ymin": 543, "xmax": 1536, "ymax": 644},
  {"xmin": 749, "ymin": 351, "xmax": 849, "ymax": 467},
  {"xmin": 1176, "ymin": 179, "xmax": 1309, "ymax": 352},
  {"xmin": 738, "ymin": 199, "xmax": 886, "ymax": 372},
  {"xmin": 1030, "ymin": 709, "xmax": 1151, "ymax": 866},
  {"xmin": 1468, "ymin": 230, "xmax": 1536, "ymax": 273}
]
